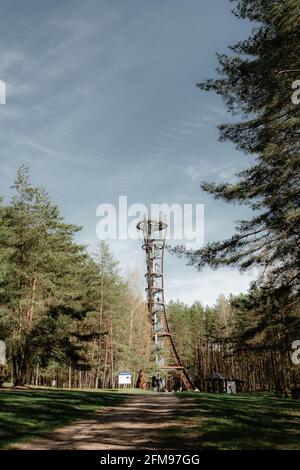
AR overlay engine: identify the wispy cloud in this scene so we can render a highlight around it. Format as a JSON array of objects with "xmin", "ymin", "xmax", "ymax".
[{"xmin": 0, "ymin": 0, "xmax": 254, "ymax": 305}]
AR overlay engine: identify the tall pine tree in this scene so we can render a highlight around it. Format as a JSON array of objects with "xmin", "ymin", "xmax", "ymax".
[
  {"xmin": 175, "ymin": 0, "xmax": 300, "ymax": 308},
  {"xmin": 0, "ymin": 166, "xmax": 92, "ymax": 385}
]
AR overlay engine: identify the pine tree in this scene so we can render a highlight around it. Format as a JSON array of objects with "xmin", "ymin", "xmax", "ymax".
[
  {"xmin": 175, "ymin": 0, "xmax": 300, "ymax": 304},
  {"xmin": 0, "ymin": 166, "xmax": 92, "ymax": 385}
]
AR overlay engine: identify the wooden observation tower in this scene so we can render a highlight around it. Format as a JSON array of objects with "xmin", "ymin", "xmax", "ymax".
[{"xmin": 137, "ymin": 218, "xmax": 194, "ymax": 391}]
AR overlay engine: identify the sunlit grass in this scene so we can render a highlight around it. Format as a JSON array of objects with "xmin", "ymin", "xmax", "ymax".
[
  {"xmin": 177, "ymin": 392, "xmax": 300, "ymax": 450},
  {"xmin": 0, "ymin": 387, "xmax": 130, "ymax": 449}
]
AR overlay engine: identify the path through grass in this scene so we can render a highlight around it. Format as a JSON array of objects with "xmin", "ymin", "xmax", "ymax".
[{"xmin": 1, "ymin": 388, "xmax": 299, "ymax": 450}]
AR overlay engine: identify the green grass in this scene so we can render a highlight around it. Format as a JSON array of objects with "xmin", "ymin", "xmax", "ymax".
[
  {"xmin": 1, "ymin": 388, "xmax": 299, "ymax": 450},
  {"xmin": 176, "ymin": 392, "xmax": 300, "ymax": 450},
  {"xmin": 0, "ymin": 387, "xmax": 130, "ymax": 449}
]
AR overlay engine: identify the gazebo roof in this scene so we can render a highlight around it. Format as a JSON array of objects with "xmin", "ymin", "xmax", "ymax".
[{"xmin": 207, "ymin": 372, "xmax": 225, "ymax": 381}]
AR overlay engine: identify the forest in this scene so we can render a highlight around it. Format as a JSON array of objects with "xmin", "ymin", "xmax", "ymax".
[
  {"xmin": 0, "ymin": 0, "xmax": 299, "ymax": 399},
  {"xmin": 0, "ymin": 167, "xmax": 151, "ymax": 388},
  {"xmin": 0, "ymin": 167, "xmax": 298, "ymax": 395}
]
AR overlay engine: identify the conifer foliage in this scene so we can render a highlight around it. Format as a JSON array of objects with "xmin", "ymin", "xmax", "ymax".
[
  {"xmin": 0, "ymin": 167, "xmax": 150, "ymax": 387},
  {"xmin": 181, "ymin": 0, "xmax": 300, "ymax": 300},
  {"xmin": 170, "ymin": 0, "xmax": 300, "ymax": 392}
]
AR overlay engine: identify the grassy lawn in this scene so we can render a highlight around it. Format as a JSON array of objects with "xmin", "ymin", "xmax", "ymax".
[
  {"xmin": 177, "ymin": 392, "xmax": 300, "ymax": 450},
  {"xmin": 0, "ymin": 387, "xmax": 130, "ymax": 449},
  {"xmin": 1, "ymin": 388, "xmax": 299, "ymax": 450}
]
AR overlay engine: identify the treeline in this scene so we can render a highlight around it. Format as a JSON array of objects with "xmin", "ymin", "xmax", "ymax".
[
  {"xmin": 0, "ymin": 166, "xmax": 151, "ymax": 387},
  {"xmin": 167, "ymin": 292, "xmax": 300, "ymax": 395},
  {"xmin": 0, "ymin": 167, "xmax": 298, "ymax": 393}
]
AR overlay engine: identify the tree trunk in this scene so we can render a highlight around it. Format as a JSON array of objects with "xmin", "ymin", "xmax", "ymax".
[{"xmin": 68, "ymin": 363, "xmax": 72, "ymax": 389}]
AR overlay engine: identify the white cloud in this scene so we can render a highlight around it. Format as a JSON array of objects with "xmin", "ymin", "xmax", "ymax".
[
  {"xmin": 0, "ymin": 0, "xmax": 256, "ymax": 308},
  {"xmin": 166, "ymin": 267, "xmax": 256, "ymax": 306},
  {"xmin": 103, "ymin": 239, "xmax": 255, "ymax": 307}
]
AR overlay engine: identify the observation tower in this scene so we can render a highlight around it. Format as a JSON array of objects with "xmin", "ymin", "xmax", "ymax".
[{"xmin": 137, "ymin": 218, "xmax": 194, "ymax": 390}]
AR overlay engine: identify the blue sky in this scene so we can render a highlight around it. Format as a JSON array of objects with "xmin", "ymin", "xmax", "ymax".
[{"xmin": 0, "ymin": 0, "xmax": 257, "ymax": 306}]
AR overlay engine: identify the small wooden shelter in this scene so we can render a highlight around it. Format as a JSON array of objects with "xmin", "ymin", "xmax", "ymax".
[{"xmin": 206, "ymin": 372, "xmax": 244, "ymax": 394}]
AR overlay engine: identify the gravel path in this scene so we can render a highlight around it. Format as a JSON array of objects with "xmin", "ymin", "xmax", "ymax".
[{"xmin": 14, "ymin": 394, "xmax": 198, "ymax": 450}]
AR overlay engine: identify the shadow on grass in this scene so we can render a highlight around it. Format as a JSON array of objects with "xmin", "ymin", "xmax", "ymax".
[
  {"xmin": 176, "ymin": 392, "xmax": 300, "ymax": 450},
  {"xmin": 0, "ymin": 388, "xmax": 129, "ymax": 449},
  {"xmin": 14, "ymin": 394, "xmax": 192, "ymax": 450}
]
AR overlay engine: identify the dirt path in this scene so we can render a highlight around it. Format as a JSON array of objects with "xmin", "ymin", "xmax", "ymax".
[{"xmin": 14, "ymin": 394, "xmax": 199, "ymax": 450}]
